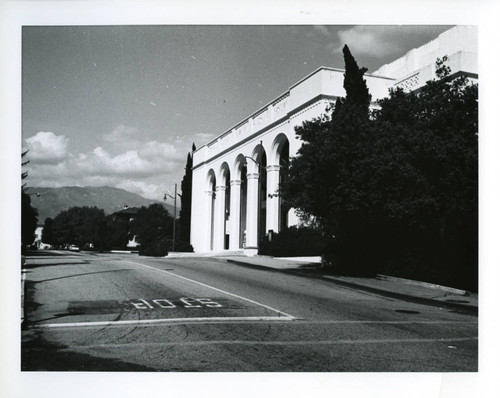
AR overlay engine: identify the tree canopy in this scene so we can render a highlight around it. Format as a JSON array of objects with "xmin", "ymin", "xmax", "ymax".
[
  {"xmin": 21, "ymin": 150, "xmax": 38, "ymax": 250},
  {"xmin": 132, "ymin": 203, "xmax": 174, "ymax": 256},
  {"xmin": 43, "ymin": 206, "xmax": 115, "ymax": 250},
  {"xmin": 282, "ymin": 49, "xmax": 478, "ymax": 290}
]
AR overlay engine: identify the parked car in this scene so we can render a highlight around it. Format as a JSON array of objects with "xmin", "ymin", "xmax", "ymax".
[{"xmin": 68, "ymin": 244, "xmax": 80, "ymax": 252}]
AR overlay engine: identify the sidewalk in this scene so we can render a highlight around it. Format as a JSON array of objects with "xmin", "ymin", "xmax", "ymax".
[{"xmin": 221, "ymin": 255, "xmax": 478, "ymax": 314}]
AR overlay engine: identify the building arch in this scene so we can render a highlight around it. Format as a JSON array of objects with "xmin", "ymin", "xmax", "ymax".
[
  {"xmin": 270, "ymin": 133, "xmax": 291, "ymax": 231},
  {"xmin": 232, "ymin": 154, "xmax": 247, "ymax": 249},
  {"xmin": 246, "ymin": 144, "xmax": 267, "ymax": 247},
  {"xmin": 217, "ymin": 162, "xmax": 231, "ymax": 250},
  {"xmin": 270, "ymin": 133, "xmax": 290, "ymax": 166}
]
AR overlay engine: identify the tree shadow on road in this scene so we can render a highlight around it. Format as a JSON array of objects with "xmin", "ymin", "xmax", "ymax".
[{"xmin": 21, "ymin": 334, "xmax": 158, "ymax": 372}]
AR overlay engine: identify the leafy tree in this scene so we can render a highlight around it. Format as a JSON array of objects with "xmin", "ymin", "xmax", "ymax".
[
  {"xmin": 49, "ymin": 206, "xmax": 108, "ymax": 249},
  {"xmin": 21, "ymin": 150, "xmax": 38, "ymax": 250},
  {"xmin": 104, "ymin": 214, "xmax": 131, "ymax": 250},
  {"xmin": 370, "ymin": 57, "xmax": 478, "ymax": 288},
  {"xmin": 178, "ymin": 143, "xmax": 195, "ymax": 244},
  {"xmin": 41, "ymin": 217, "xmax": 54, "ymax": 244},
  {"xmin": 132, "ymin": 203, "xmax": 174, "ymax": 256},
  {"xmin": 22, "ymin": 192, "xmax": 39, "ymax": 249},
  {"xmin": 282, "ymin": 49, "xmax": 478, "ymax": 290}
]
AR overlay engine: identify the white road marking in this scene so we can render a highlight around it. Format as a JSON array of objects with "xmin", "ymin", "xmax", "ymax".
[
  {"xmin": 290, "ymin": 320, "xmax": 477, "ymax": 325},
  {"xmin": 122, "ymin": 259, "xmax": 296, "ymax": 319},
  {"xmin": 31, "ymin": 316, "xmax": 294, "ymax": 329},
  {"xmin": 49, "ymin": 336, "xmax": 478, "ymax": 348},
  {"xmin": 30, "ymin": 318, "xmax": 477, "ymax": 330}
]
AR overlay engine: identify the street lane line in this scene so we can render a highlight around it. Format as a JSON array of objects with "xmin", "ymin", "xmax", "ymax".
[
  {"xmin": 29, "ymin": 318, "xmax": 476, "ymax": 330},
  {"xmin": 122, "ymin": 260, "xmax": 296, "ymax": 319},
  {"xmin": 31, "ymin": 316, "xmax": 295, "ymax": 329},
  {"xmin": 286, "ymin": 320, "xmax": 477, "ymax": 325},
  {"xmin": 51, "ymin": 336, "xmax": 478, "ymax": 348}
]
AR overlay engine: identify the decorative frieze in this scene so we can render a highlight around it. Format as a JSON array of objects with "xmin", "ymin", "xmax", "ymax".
[{"xmin": 395, "ymin": 73, "xmax": 420, "ymax": 92}]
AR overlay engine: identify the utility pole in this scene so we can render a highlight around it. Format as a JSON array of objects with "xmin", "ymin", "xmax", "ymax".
[{"xmin": 173, "ymin": 183, "xmax": 177, "ymax": 253}]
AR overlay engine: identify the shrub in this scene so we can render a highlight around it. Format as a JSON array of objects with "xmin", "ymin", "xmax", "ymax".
[
  {"xmin": 258, "ymin": 226, "xmax": 327, "ymax": 257},
  {"xmin": 139, "ymin": 238, "xmax": 169, "ymax": 257},
  {"xmin": 165, "ymin": 239, "xmax": 194, "ymax": 253}
]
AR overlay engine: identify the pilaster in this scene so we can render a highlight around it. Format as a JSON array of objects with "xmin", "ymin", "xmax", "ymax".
[
  {"xmin": 245, "ymin": 172, "xmax": 260, "ymax": 255},
  {"xmin": 266, "ymin": 164, "xmax": 281, "ymax": 234},
  {"xmin": 213, "ymin": 185, "xmax": 226, "ymax": 251},
  {"xmin": 229, "ymin": 180, "xmax": 242, "ymax": 250}
]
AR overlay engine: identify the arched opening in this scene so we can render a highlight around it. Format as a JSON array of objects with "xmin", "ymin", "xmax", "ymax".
[
  {"xmin": 255, "ymin": 148, "xmax": 267, "ymax": 245},
  {"xmin": 278, "ymin": 139, "xmax": 290, "ymax": 231},
  {"xmin": 220, "ymin": 163, "xmax": 231, "ymax": 250},
  {"xmin": 231, "ymin": 154, "xmax": 248, "ymax": 250},
  {"xmin": 239, "ymin": 162, "xmax": 247, "ymax": 248},
  {"xmin": 271, "ymin": 133, "xmax": 291, "ymax": 233}
]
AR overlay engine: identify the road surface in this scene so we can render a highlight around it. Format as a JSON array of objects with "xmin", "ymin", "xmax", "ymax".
[{"xmin": 22, "ymin": 252, "xmax": 477, "ymax": 371}]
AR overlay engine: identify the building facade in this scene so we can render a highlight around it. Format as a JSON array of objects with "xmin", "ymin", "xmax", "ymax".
[{"xmin": 190, "ymin": 26, "xmax": 477, "ymax": 255}]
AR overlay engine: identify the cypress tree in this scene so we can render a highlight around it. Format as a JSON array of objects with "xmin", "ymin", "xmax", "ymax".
[{"xmin": 179, "ymin": 144, "xmax": 195, "ymax": 243}]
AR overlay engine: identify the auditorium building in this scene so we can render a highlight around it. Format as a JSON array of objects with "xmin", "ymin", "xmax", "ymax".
[{"xmin": 190, "ymin": 25, "xmax": 477, "ymax": 255}]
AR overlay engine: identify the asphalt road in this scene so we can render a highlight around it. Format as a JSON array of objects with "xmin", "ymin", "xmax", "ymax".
[{"xmin": 22, "ymin": 252, "xmax": 478, "ymax": 371}]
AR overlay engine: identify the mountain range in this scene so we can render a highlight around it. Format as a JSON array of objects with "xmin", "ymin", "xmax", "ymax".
[{"xmin": 25, "ymin": 186, "xmax": 178, "ymax": 224}]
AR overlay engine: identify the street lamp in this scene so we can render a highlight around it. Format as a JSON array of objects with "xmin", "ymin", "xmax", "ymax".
[{"xmin": 163, "ymin": 183, "xmax": 179, "ymax": 253}]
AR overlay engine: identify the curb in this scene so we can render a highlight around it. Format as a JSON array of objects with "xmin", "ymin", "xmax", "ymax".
[
  {"xmin": 225, "ymin": 258, "xmax": 300, "ymax": 273},
  {"xmin": 316, "ymin": 275, "xmax": 478, "ymax": 315},
  {"xmin": 376, "ymin": 274, "xmax": 469, "ymax": 296},
  {"xmin": 225, "ymin": 259, "xmax": 478, "ymax": 315}
]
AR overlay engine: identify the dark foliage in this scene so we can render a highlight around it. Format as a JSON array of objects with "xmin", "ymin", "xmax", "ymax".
[
  {"xmin": 178, "ymin": 145, "xmax": 194, "ymax": 244},
  {"xmin": 41, "ymin": 217, "xmax": 54, "ymax": 244},
  {"xmin": 43, "ymin": 206, "xmax": 123, "ymax": 250},
  {"xmin": 166, "ymin": 239, "xmax": 194, "ymax": 254},
  {"xmin": 21, "ymin": 151, "xmax": 38, "ymax": 251},
  {"xmin": 21, "ymin": 191, "xmax": 39, "ymax": 249},
  {"xmin": 282, "ymin": 49, "xmax": 478, "ymax": 290},
  {"xmin": 258, "ymin": 226, "xmax": 327, "ymax": 257},
  {"xmin": 139, "ymin": 237, "xmax": 169, "ymax": 257},
  {"xmin": 133, "ymin": 203, "xmax": 174, "ymax": 257}
]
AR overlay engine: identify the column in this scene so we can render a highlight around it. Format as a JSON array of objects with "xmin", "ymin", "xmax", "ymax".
[
  {"xmin": 245, "ymin": 172, "xmax": 260, "ymax": 255},
  {"xmin": 205, "ymin": 190, "xmax": 215, "ymax": 251},
  {"xmin": 266, "ymin": 164, "xmax": 281, "ymax": 234},
  {"xmin": 229, "ymin": 179, "xmax": 241, "ymax": 251},
  {"xmin": 213, "ymin": 185, "xmax": 226, "ymax": 251}
]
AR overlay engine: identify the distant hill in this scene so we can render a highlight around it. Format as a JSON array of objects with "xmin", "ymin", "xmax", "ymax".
[{"xmin": 25, "ymin": 186, "xmax": 178, "ymax": 224}]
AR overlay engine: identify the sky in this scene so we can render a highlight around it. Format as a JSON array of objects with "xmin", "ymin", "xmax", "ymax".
[{"xmin": 22, "ymin": 25, "xmax": 452, "ymax": 202}]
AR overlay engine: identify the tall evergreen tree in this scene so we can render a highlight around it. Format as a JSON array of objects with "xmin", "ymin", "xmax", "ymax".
[
  {"xmin": 334, "ymin": 45, "xmax": 372, "ymax": 117},
  {"xmin": 178, "ymin": 144, "xmax": 195, "ymax": 243},
  {"xmin": 283, "ymin": 44, "xmax": 374, "ymax": 272}
]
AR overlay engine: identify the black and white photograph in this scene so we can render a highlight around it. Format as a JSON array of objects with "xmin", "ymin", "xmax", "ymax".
[{"xmin": 2, "ymin": 1, "xmax": 499, "ymax": 397}]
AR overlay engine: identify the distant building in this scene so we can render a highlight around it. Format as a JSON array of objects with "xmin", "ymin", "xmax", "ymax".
[
  {"xmin": 190, "ymin": 26, "xmax": 478, "ymax": 255},
  {"xmin": 33, "ymin": 226, "xmax": 43, "ymax": 248}
]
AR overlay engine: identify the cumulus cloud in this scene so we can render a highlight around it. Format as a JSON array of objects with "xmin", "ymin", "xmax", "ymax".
[
  {"xmin": 195, "ymin": 132, "xmax": 214, "ymax": 140},
  {"xmin": 25, "ymin": 132, "xmax": 69, "ymax": 164},
  {"xmin": 102, "ymin": 124, "xmax": 143, "ymax": 152},
  {"xmin": 23, "ymin": 127, "xmax": 188, "ymax": 200},
  {"xmin": 335, "ymin": 26, "xmax": 448, "ymax": 58}
]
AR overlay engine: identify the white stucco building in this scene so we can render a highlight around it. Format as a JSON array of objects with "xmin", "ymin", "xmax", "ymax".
[{"xmin": 190, "ymin": 26, "xmax": 477, "ymax": 255}]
